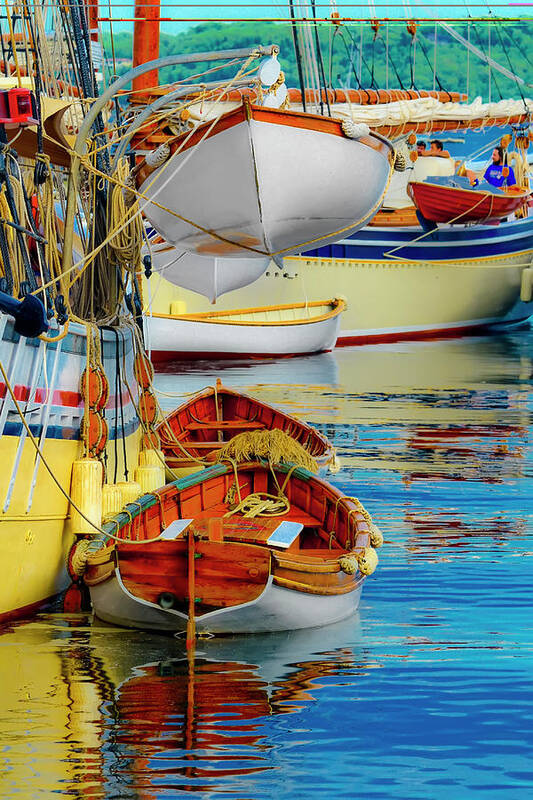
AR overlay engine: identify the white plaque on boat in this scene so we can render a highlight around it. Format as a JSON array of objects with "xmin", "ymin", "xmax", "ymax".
[
  {"xmin": 267, "ymin": 521, "xmax": 303, "ymax": 548},
  {"xmin": 160, "ymin": 519, "xmax": 193, "ymax": 540}
]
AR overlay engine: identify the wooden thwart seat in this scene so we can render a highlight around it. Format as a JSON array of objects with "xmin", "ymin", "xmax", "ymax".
[
  {"xmin": 166, "ymin": 440, "xmax": 226, "ymax": 451},
  {"xmin": 185, "ymin": 420, "xmax": 266, "ymax": 431}
]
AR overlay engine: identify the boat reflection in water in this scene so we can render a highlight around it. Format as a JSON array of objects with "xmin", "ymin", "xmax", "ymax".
[{"xmin": 0, "ymin": 613, "xmax": 367, "ymax": 797}]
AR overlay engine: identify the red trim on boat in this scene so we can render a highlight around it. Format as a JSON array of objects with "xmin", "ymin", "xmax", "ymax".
[
  {"xmin": 336, "ymin": 318, "xmax": 532, "ymax": 347},
  {"xmin": 136, "ymin": 101, "xmax": 392, "ymax": 185},
  {"xmin": 0, "ymin": 383, "xmax": 134, "ymax": 409},
  {"xmin": 408, "ymin": 181, "xmax": 529, "ymax": 224},
  {"xmin": 0, "ymin": 591, "xmax": 62, "ymax": 626},
  {"xmin": 151, "ymin": 349, "xmax": 333, "ymax": 362}
]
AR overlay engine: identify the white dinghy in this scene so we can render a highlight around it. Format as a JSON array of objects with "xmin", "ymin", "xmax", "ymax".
[
  {"xmin": 137, "ymin": 102, "xmax": 393, "ymax": 259},
  {"xmin": 146, "ymin": 298, "xmax": 345, "ymax": 362}
]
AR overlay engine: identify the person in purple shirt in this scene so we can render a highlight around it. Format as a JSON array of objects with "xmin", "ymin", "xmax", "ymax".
[{"xmin": 483, "ymin": 146, "xmax": 516, "ymax": 187}]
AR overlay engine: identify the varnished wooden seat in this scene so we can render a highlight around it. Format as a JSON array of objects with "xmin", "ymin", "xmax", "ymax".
[{"xmin": 185, "ymin": 420, "xmax": 266, "ymax": 431}]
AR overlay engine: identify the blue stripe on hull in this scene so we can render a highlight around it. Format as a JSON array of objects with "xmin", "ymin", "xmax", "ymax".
[
  {"xmin": 303, "ymin": 216, "xmax": 533, "ymax": 262},
  {"xmin": 3, "ymin": 417, "xmax": 139, "ymax": 442}
]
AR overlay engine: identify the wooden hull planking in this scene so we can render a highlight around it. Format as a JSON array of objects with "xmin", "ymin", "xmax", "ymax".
[
  {"xmin": 156, "ymin": 382, "xmax": 334, "ymax": 469},
  {"xmin": 408, "ymin": 180, "xmax": 530, "ymax": 224},
  {"xmin": 85, "ymin": 463, "xmax": 375, "ymax": 634}
]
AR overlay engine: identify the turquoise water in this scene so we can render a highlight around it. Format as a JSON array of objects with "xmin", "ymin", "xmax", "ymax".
[{"xmin": 1, "ymin": 332, "xmax": 533, "ymax": 798}]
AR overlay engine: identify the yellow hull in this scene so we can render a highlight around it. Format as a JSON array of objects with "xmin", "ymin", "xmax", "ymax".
[
  {"xmin": 0, "ymin": 320, "xmax": 142, "ymax": 622},
  {"xmin": 146, "ymin": 250, "xmax": 533, "ymax": 343},
  {"xmin": 0, "ymin": 432, "xmax": 141, "ymax": 621}
]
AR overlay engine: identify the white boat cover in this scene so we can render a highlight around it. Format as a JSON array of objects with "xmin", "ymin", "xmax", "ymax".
[{"xmin": 331, "ymin": 96, "xmax": 532, "ymax": 129}]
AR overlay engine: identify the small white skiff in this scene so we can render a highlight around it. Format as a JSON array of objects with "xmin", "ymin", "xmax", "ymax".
[
  {"xmin": 137, "ymin": 101, "xmax": 393, "ymax": 258},
  {"xmin": 146, "ymin": 298, "xmax": 345, "ymax": 361}
]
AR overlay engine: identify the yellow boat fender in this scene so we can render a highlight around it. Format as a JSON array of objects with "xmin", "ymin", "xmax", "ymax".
[
  {"xmin": 170, "ymin": 300, "xmax": 187, "ymax": 315},
  {"xmin": 69, "ymin": 458, "xmax": 103, "ymax": 535},
  {"xmin": 102, "ymin": 483, "xmax": 124, "ymax": 520},
  {"xmin": 370, "ymin": 524, "xmax": 384, "ymax": 548},
  {"xmin": 66, "ymin": 539, "xmax": 93, "ymax": 580},
  {"xmin": 520, "ymin": 267, "xmax": 533, "ymax": 303},
  {"xmin": 357, "ymin": 547, "xmax": 379, "ymax": 576},
  {"xmin": 135, "ymin": 464, "xmax": 165, "ymax": 494},
  {"xmin": 115, "ymin": 480, "xmax": 142, "ymax": 505},
  {"xmin": 138, "ymin": 448, "xmax": 166, "ymax": 468}
]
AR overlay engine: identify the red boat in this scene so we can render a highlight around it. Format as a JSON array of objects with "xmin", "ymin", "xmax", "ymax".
[
  {"xmin": 407, "ymin": 177, "xmax": 530, "ymax": 224},
  {"xmin": 156, "ymin": 380, "xmax": 335, "ymax": 472}
]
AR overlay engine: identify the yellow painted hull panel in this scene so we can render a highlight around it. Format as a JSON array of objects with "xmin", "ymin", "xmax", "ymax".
[
  {"xmin": 0, "ymin": 432, "xmax": 141, "ymax": 620},
  {"xmin": 147, "ymin": 250, "xmax": 533, "ymax": 343}
]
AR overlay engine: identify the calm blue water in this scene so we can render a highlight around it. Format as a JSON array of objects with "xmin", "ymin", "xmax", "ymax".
[{"xmin": 1, "ymin": 332, "xmax": 533, "ymax": 798}]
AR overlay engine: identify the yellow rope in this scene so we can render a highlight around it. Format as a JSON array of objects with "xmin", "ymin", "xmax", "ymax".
[
  {"xmin": 221, "ymin": 460, "xmax": 296, "ymax": 519},
  {"xmin": 215, "ymin": 429, "xmax": 318, "ymax": 473},
  {"xmin": 108, "ymin": 157, "xmax": 144, "ymax": 271}
]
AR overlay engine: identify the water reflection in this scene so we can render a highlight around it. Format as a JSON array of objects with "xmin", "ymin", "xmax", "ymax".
[
  {"xmin": 2, "ymin": 331, "xmax": 533, "ymax": 798},
  {"xmin": 0, "ymin": 614, "xmax": 368, "ymax": 797}
]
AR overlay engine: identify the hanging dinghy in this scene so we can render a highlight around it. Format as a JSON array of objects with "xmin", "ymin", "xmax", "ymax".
[
  {"xmin": 137, "ymin": 101, "xmax": 394, "ymax": 258},
  {"xmin": 146, "ymin": 237, "xmax": 270, "ymax": 302}
]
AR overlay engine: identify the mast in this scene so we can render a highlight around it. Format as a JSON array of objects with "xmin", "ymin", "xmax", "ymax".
[{"xmin": 132, "ymin": 0, "xmax": 161, "ymax": 94}]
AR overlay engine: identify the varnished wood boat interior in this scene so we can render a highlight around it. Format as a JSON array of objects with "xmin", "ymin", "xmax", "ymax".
[
  {"xmin": 85, "ymin": 463, "xmax": 371, "ymax": 616},
  {"xmin": 157, "ymin": 383, "xmax": 333, "ymax": 469}
]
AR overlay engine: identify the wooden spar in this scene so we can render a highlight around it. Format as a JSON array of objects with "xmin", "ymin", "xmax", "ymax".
[
  {"xmin": 186, "ymin": 528, "xmax": 196, "ymax": 650},
  {"xmin": 86, "ymin": 0, "xmax": 99, "ymax": 43},
  {"xmin": 132, "ymin": 0, "xmax": 161, "ymax": 94}
]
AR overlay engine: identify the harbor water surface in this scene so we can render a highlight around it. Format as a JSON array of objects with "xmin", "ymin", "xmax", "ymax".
[{"xmin": 2, "ymin": 332, "xmax": 533, "ymax": 798}]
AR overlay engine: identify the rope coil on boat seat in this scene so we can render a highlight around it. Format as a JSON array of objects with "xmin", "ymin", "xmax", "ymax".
[{"xmin": 224, "ymin": 492, "xmax": 290, "ymax": 519}]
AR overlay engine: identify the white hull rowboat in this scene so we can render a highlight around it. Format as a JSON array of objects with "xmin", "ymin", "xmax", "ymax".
[{"xmin": 145, "ymin": 298, "xmax": 345, "ymax": 361}]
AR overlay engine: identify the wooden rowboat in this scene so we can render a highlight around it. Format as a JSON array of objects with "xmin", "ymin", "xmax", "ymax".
[
  {"xmin": 146, "ymin": 298, "xmax": 345, "ymax": 361},
  {"xmin": 407, "ymin": 176, "xmax": 530, "ymax": 224},
  {"xmin": 156, "ymin": 380, "xmax": 335, "ymax": 472},
  {"xmin": 83, "ymin": 462, "xmax": 382, "ymax": 634}
]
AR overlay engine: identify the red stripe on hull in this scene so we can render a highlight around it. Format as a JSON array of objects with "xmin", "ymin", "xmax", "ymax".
[
  {"xmin": 0, "ymin": 591, "xmax": 62, "ymax": 626},
  {"xmin": 336, "ymin": 318, "xmax": 532, "ymax": 347},
  {"xmin": 151, "ymin": 349, "xmax": 332, "ymax": 363},
  {"xmin": 0, "ymin": 383, "xmax": 133, "ymax": 409}
]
